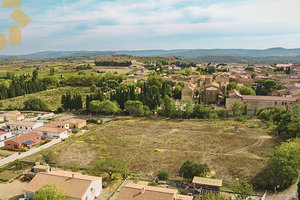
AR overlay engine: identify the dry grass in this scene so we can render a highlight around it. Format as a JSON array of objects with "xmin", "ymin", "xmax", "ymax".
[
  {"xmin": 0, "ymin": 87, "xmax": 91, "ymax": 111},
  {"xmin": 22, "ymin": 117, "xmax": 281, "ymax": 182}
]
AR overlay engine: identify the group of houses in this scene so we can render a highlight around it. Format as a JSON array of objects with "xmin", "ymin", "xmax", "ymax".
[
  {"xmin": 21, "ymin": 164, "xmax": 222, "ymax": 200},
  {"xmin": 0, "ymin": 110, "xmax": 86, "ymax": 150},
  {"xmin": 162, "ymin": 63, "xmax": 300, "ymax": 110}
]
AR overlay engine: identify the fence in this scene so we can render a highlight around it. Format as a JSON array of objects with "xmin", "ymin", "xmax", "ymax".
[{"xmin": 0, "ymin": 138, "xmax": 61, "ymax": 167}]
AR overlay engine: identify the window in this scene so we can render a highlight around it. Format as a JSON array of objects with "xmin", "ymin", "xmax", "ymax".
[
  {"xmin": 7, "ymin": 144, "xmax": 10, "ymax": 146},
  {"xmin": 14, "ymin": 145, "xmax": 18, "ymax": 149}
]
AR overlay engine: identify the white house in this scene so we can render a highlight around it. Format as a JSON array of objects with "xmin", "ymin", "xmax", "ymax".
[
  {"xmin": 24, "ymin": 170, "xmax": 102, "ymax": 200},
  {"xmin": 0, "ymin": 131, "xmax": 14, "ymax": 147},
  {"xmin": 33, "ymin": 126, "xmax": 68, "ymax": 139},
  {"xmin": 5, "ymin": 121, "xmax": 43, "ymax": 134}
]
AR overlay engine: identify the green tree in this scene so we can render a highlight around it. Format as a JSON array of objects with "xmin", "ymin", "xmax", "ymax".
[
  {"xmin": 33, "ymin": 184, "xmax": 66, "ymax": 200},
  {"xmin": 41, "ymin": 149, "xmax": 56, "ymax": 164},
  {"xmin": 265, "ymin": 138, "xmax": 300, "ymax": 190},
  {"xmin": 23, "ymin": 98, "xmax": 49, "ymax": 111},
  {"xmin": 179, "ymin": 160, "xmax": 210, "ymax": 180},
  {"xmin": 226, "ymin": 82, "xmax": 240, "ymax": 91},
  {"xmin": 49, "ymin": 68, "xmax": 55, "ymax": 76},
  {"xmin": 156, "ymin": 169, "xmax": 170, "ymax": 180},
  {"xmin": 160, "ymin": 96, "xmax": 176, "ymax": 118},
  {"xmin": 89, "ymin": 100, "xmax": 121, "ymax": 115},
  {"xmin": 277, "ymin": 105, "xmax": 300, "ymax": 139},
  {"xmin": 92, "ymin": 158, "xmax": 127, "ymax": 180},
  {"xmin": 227, "ymin": 181, "xmax": 253, "ymax": 200},
  {"xmin": 90, "ymin": 84, "xmax": 97, "ymax": 92},
  {"xmin": 232, "ymin": 102, "xmax": 241, "ymax": 116},
  {"xmin": 240, "ymin": 86, "xmax": 256, "ymax": 95},
  {"xmin": 124, "ymin": 100, "xmax": 144, "ymax": 116},
  {"xmin": 32, "ymin": 69, "xmax": 39, "ymax": 81},
  {"xmin": 245, "ymin": 67, "xmax": 254, "ymax": 72},
  {"xmin": 193, "ymin": 103, "xmax": 215, "ymax": 119}
]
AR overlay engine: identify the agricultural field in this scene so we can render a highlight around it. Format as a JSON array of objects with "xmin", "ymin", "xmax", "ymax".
[
  {"xmin": 22, "ymin": 117, "xmax": 281, "ymax": 182},
  {"xmin": 0, "ymin": 87, "xmax": 91, "ymax": 111}
]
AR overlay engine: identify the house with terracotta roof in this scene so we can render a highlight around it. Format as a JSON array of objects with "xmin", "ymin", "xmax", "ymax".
[
  {"xmin": 117, "ymin": 183, "xmax": 193, "ymax": 200},
  {"xmin": 66, "ymin": 118, "xmax": 87, "ymax": 129},
  {"xmin": 44, "ymin": 120, "xmax": 69, "ymax": 129},
  {"xmin": 33, "ymin": 126, "xmax": 68, "ymax": 139},
  {"xmin": 24, "ymin": 170, "xmax": 102, "ymax": 200},
  {"xmin": 0, "ymin": 131, "xmax": 13, "ymax": 147},
  {"xmin": 4, "ymin": 132, "xmax": 41, "ymax": 150},
  {"xmin": 5, "ymin": 121, "xmax": 43, "ymax": 134}
]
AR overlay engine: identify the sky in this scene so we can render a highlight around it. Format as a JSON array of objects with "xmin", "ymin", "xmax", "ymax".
[{"xmin": 1, "ymin": 0, "xmax": 300, "ymax": 55}]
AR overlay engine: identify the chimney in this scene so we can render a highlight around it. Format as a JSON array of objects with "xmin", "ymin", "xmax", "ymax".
[
  {"xmin": 72, "ymin": 173, "xmax": 75, "ymax": 178},
  {"xmin": 141, "ymin": 187, "xmax": 145, "ymax": 194}
]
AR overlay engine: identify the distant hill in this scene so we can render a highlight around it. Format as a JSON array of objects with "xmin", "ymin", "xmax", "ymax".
[{"xmin": 2, "ymin": 48, "xmax": 300, "ymax": 64}]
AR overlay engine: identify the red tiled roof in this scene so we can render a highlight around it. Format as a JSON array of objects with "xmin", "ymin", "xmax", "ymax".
[
  {"xmin": 6, "ymin": 132, "xmax": 40, "ymax": 145},
  {"xmin": 34, "ymin": 126, "xmax": 67, "ymax": 133},
  {"xmin": 44, "ymin": 121, "xmax": 69, "ymax": 128},
  {"xmin": 0, "ymin": 131, "xmax": 10, "ymax": 136}
]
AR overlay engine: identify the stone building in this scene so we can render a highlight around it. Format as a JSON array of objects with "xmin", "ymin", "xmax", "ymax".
[
  {"xmin": 181, "ymin": 83, "xmax": 197, "ymax": 100},
  {"xmin": 226, "ymin": 89, "xmax": 300, "ymax": 110}
]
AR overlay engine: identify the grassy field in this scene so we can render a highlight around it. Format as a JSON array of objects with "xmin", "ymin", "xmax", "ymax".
[
  {"xmin": 22, "ymin": 117, "xmax": 281, "ymax": 182},
  {"xmin": 0, "ymin": 87, "xmax": 91, "ymax": 111}
]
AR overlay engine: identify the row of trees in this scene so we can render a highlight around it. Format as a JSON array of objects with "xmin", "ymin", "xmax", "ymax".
[
  {"xmin": 0, "ymin": 70, "xmax": 58, "ymax": 100},
  {"xmin": 61, "ymin": 92, "xmax": 83, "ymax": 111},
  {"xmin": 94, "ymin": 60, "xmax": 132, "ymax": 66}
]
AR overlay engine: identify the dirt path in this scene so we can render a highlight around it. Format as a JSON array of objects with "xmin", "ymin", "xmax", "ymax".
[{"xmin": 226, "ymin": 136, "xmax": 265, "ymax": 155}]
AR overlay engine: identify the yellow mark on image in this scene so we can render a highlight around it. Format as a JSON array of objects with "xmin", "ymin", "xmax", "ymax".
[
  {"xmin": 2, "ymin": 0, "xmax": 22, "ymax": 8},
  {"xmin": 0, "ymin": 34, "xmax": 7, "ymax": 50},
  {"xmin": 9, "ymin": 26, "xmax": 21, "ymax": 45},
  {"xmin": 10, "ymin": 9, "xmax": 31, "ymax": 28}
]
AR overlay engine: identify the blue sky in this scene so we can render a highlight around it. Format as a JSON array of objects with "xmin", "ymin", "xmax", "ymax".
[{"xmin": 1, "ymin": 0, "xmax": 300, "ymax": 54}]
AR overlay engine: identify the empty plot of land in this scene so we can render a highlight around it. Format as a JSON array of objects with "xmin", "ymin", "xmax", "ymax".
[{"xmin": 22, "ymin": 118, "xmax": 281, "ymax": 181}]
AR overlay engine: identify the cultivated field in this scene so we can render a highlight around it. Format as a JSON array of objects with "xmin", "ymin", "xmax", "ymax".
[
  {"xmin": 22, "ymin": 117, "xmax": 281, "ymax": 182},
  {"xmin": 0, "ymin": 87, "xmax": 91, "ymax": 111}
]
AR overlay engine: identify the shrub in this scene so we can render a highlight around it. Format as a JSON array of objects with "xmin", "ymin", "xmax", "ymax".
[
  {"xmin": 178, "ymin": 189, "xmax": 187, "ymax": 195},
  {"xmin": 157, "ymin": 169, "xmax": 170, "ymax": 180},
  {"xmin": 133, "ymin": 177, "xmax": 139, "ymax": 184},
  {"xmin": 148, "ymin": 182, "xmax": 158, "ymax": 186}
]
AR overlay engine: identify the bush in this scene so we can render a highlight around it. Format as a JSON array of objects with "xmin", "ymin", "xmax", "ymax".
[
  {"xmin": 0, "ymin": 178, "xmax": 9, "ymax": 182},
  {"xmin": 87, "ymin": 119, "xmax": 99, "ymax": 124},
  {"xmin": 148, "ymin": 182, "xmax": 158, "ymax": 186},
  {"xmin": 133, "ymin": 177, "xmax": 139, "ymax": 184},
  {"xmin": 179, "ymin": 160, "xmax": 210, "ymax": 180},
  {"xmin": 23, "ymin": 98, "xmax": 49, "ymax": 111},
  {"xmin": 178, "ymin": 189, "xmax": 188, "ymax": 195},
  {"xmin": 156, "ymin": 169, "xmax": 170, "ymax": 180}
]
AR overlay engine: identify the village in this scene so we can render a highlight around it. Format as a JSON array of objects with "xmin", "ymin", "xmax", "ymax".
[{"xmin": 0, "ymin": 57, "xmax": 298, "ymax": 200}]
